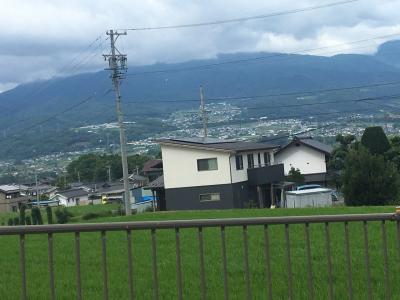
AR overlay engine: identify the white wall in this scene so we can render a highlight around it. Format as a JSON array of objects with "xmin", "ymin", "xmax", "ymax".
[
  {"xmin": 161, "ymin": 145, "xmax": 232, "ymax": 189},
  {"xmin": 56, "ymin": 195, "xmax": 89, "ymax": 207},
  {"xmin": 275, "ymin": 144, "xmax": 326, "ymax": 175},
  {"xmin": 230, "ymin": 150, "xmax": 275, "ymax": 183}
]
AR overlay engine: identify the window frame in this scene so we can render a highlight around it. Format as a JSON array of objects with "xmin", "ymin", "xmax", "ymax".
[
  {"xmin": 247, "ymin": 154, "xmax": 254, "ymax": 169},
  {"xmin": 235, "ymin": 155, "xmax": 243, "ymax": 170},
  {"xmin": 199, "ymin": 193, "xmax": 221, "ymax": 202},
  {"xmin": 264, "ymin": 152, "xmax": 271, "ymax": 166},
  {"xmin": 197, "ymin": 158, "xmax": 218, "ymax": 171}
]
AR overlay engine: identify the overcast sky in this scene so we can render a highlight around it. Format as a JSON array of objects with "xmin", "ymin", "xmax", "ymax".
[{"xmin": 1, "ymin": 0, "xmax": 399, "ymax": 92}]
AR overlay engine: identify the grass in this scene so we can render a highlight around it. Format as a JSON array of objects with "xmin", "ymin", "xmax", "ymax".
[{"xmin": 0, "ymin": 205, "xmax": 399, "ymax": 299}]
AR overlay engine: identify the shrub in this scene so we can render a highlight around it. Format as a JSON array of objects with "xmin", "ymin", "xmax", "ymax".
[
  {"xmin": 19, "ymin": 204, "xmax": 26, "ymax": 225},
  {"xmin": 82, "ymin": 210, "xmax": 112, "ymax": 220},
  {"xmin": 46, "ymin": 206, "xmax": 53, "ymax": 224},
  {"xmin": 13, "ymin": 217, "xmax": 19, "ymax": 226},
  {"xmin": 7, "ymin": 218, "xmax": 13, "ymax": 226},
  {"xmin": 31, "ymin": 207, "xmax": 38, "ymax": 225},
  {"xmin": 343, "ymin": 147, "xmax": 399, "ymax": 205},
  {"xmin": 82, "ymin": 212, "xmax": 100, "ymax": 220},
  {"xmin": 25, "ymin": 216, "xmax": 32, "ymax": 225},
  {"xmin": 55, "ymin": 207, "xmax": 71, "ymax": 224},
  {"xmin": 31, "ymin": 207, "xmax": 43, "ymax": 225}
]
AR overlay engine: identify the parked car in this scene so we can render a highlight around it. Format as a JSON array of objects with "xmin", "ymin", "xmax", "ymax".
[{"xmin": 296, "ymin": 184, "xmax": 322, "ymax": 191}]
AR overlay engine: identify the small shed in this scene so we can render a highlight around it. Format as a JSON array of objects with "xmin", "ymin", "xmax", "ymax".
[{"xmin": 285, "ymin": 188, "xmax": 332, "ymax": 208}]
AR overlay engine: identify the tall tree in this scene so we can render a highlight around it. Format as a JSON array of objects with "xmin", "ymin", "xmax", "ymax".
[
  {"xmin": 286, "ymin": 167, "xmax": 305, "ymax": 184},
  {"xmin": 342, "ymin": 146, "xmax": 399, "ymax": 206},
  {"xmin": 361, "ymin": 126, "xmax": 390, "ymax": 155}
]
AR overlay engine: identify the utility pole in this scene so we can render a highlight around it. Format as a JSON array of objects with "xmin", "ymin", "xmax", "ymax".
[
  {"xmin": 35, "ymin": 167, "xmax": 39, "ymax": 207},
  {"xmin": 107, "ymin": 166, "xmax": 112, "ymax": 183},
  {"xmin": 103, "ymin": 29, "xmax": 131, "ymax": 215},
  {"xmin": 200, "ymin": 85, "xmax": 208, "ymax": 139}
]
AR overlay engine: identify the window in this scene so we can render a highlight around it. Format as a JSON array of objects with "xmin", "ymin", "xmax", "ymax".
[
  {"xmin": 247, "ymin": 154, "xmax": 254, "ymax": 168},
  {"xmin": 257, "ymin": 153, "xmax": 261, "ymax": 166},
  {"xmin": 264, "ymin": 152, "xmax": 271, "ymax": 166},
  {"xmin": 6, "ymin": 195, "xmax": 11, "ymax": 199},
  {"xmin": 197, "ymin": 158, "xmax": 218, "ymax": 171},
  {"xmin": 235, "ymin": 155, "xmax": 243, "ymax": 170},
  {"xmin": 199, "ymin": 193, "xmax": 221, "ymax": 202}
]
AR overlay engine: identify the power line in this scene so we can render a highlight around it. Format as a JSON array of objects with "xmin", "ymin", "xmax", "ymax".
[
  {"xmin": 1, "ymin": 89, "xmax": 112, "ymax": 138},
  {"xmin": 125, "ymin": 32, "xmax": 400, "ymax": 77},
  {"xmin": 0, "ymin": 35, "xmax": 107, "ymax": 120},
  {"xmin": 120, "ymin": 0, "xmax": 358, "ymax": 31},
  {"xmin": 122, "ymin": 80, "xmax": 400, "ymax": 104}
]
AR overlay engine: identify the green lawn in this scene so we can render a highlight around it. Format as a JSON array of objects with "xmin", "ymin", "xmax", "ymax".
[{"xmin": 0, "ymin": 205, "xmax": 399, "ymax": 299}]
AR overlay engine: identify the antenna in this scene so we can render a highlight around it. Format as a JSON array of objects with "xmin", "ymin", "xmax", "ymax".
[
  {"xmin": 200, "ymin": 85, "xmax": 208, "ymax": 139},
  {"xmin": 103, "ymin": 30, "xmax": 131, "ymax": 215}
]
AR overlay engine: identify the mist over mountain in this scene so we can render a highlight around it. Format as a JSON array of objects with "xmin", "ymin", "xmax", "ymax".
[{"xmin": 1, "ymin": 40, "xmax": 400, "ymax": 159}]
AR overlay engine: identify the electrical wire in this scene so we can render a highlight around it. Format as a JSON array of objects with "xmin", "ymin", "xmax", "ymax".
[
  {"xmin": 125, "ymin": 32, "xmax": 400, "ymax": 77},
  {"xmin": 122, "ymin": 80, "xmax": 400, "ymax": 104},
  {"xmin": 120, "ymin": 0, "xmax": 358, "ymax": 31}
]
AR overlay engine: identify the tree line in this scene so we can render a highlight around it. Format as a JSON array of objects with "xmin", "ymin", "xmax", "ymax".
[
  {"xmin": 329, "ymin": 126, "xmax": 400, "ymax": 206},
  {"xmin": 57, "ymin": 153, "xmax": 151, "ymax": 188}
]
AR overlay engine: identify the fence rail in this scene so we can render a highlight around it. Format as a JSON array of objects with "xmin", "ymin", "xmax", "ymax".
[{"xmin": 2, "ymin": 212, "xmax": 400, "ymax": 299}]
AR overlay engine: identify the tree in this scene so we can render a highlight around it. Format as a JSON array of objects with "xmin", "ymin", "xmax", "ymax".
[
  {"xmin": 286, "ymin": 167, "xmax": 305, "ymax": 184},
  {"xmin": 385, "ymin": 136, "xmax": 400, "ymax": 171},
  {"xmin": 328, "ymin": 134, "xmax": 356, "ymax": 171},
  {"xmin": 46, "ymin": 206, "xmax": 53, "ymax": 224},
  {"xmin": 19, "ymin": 204, "xmax": 26, "ymax": 225},
  {"xmin": 31, "ymin": 207, "xmax": 43, "ymax": 225},
  {"xmin": 65, "ymin": 153, "xmax": 151, "ymax": 183},
  {"xmin": 361, "ymin": 126, "xmax": 390, "ymax": 155},
  {"xmin": 342, "ymin": 146, "xmax": 399, "ymax": 206}
]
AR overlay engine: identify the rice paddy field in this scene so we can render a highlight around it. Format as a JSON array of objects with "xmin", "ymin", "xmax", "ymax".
[{"xmin": 0, "ymin": 205, "xmax": 399, "ymax": 299}]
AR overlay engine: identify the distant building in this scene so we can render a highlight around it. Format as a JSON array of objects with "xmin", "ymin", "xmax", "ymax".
[
  {"xmin": 143, "ymin": 159, "xmax": 163, "ymax": 182},
  {"xmin": 0, "ymin": 185, "xmax": 30, "ymax": 212},
  {"xmin": 275, "ymin": 136, "xmax": 333, "ymax": 184},
  {"xmin": 51, "ymin": 188, "xmax": 89, "ymax": 207},
  {"xmin": 159, "ymin": 137, "xmax": 285, "ymax": 210}
]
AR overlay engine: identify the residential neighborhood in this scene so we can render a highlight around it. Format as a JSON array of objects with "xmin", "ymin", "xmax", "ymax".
[
  {"xmin": 0, "ymin": 135, "xmax": 338, "ymax": 214},
  {"xmin": 1, "ymin": 1, "xmax": 400, "ymax": 299}
]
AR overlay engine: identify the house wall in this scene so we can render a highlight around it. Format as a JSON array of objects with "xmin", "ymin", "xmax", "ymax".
[
  {"xmin": 230, "ymin": 150, "xmax": 275, "ymax": 183},
  {"xmin": 57, "ymin": 195, "xmax": 89, "ymax": 207},
  {"xmin": 275, "ymin": 144, "xmax": 326, "ymax": 175},
  {"xmin": 161, "ymin": 145, "xmax": 232, "ymax": 189}
]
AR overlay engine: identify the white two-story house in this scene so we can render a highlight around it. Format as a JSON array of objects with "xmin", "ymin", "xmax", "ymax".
[
  {"xmin": 159, "ymin": 138, "xmax": 284, "ymax": 210},
  {"xmin": 275, "ymin": 136, "xmax": 332, "ymax": 184}
]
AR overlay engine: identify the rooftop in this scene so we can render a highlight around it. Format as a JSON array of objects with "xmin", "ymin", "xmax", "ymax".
[
  {"xmin": 0, "ymin": 184, "xmax": 20, "ymax": 193},
  {"xmin": 277, "ymin": 136, "xmax": 333, "ymax": 155},
  {"xmin": 57, "ymin": 188, "xmax": 88, "ymax": 198},
  {"xmin": 158, "ymin": 137, "xmax": 278, "ymax": 153}
]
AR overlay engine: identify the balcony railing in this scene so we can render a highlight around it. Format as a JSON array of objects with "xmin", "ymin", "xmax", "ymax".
[{"xmin": 247, "ymin": 163, "xmax": 285, "ymax": 185}]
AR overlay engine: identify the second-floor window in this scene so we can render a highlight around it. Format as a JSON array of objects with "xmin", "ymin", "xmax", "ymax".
[
  {"xmin": 264, "ymin": 152, "xmax": 271, "ymax": 166},
  {"xmin": 197, "ymin": 158, "xmax": 218, "ymax": 171},
  {"xmin": 235, "ymin": 155, "xmax": 243, "ymax": 170},
  {"xmin": 247, "ymin": 154, "xmax": 254, "ymax": 168},
  {"xmin": 257, "ymin": 153, "xmax": 261, "ymax": 166}
]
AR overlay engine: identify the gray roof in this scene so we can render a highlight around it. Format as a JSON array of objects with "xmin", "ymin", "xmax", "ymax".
[
  {"xmin": 0, "ymin": 184, "xmax": 20, "ymax": 193},
  {"xmin": 158, "ymin": 138, "xmax": 278, "ymax": 153},
  {"xmin": 277, "ymin": 137, "xmax": 333, "ymax": 155},
  {"xmin": 146, "ymin": 175, "xmax": 164, "ymax": 189},
  {"xmin": 58, "ymin": 188, "xmax": 88, "ymax": 198}
]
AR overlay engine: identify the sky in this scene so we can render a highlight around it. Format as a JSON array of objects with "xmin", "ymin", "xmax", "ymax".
[{"xmin": 1, "ymin": 0, "xmax": 400, "ymax": 92}]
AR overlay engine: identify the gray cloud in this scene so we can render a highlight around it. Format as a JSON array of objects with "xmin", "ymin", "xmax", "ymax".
[{"xmin": 1, "ymin": 0, "xmax": 400, "ymax": 92}]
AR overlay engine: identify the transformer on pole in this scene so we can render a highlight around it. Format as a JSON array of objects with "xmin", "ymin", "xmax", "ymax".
[{"xmin": 103, "ymin": 30, "xmax": 131, "ymax": 215}]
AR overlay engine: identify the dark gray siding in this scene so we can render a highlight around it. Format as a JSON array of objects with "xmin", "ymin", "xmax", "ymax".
[{"xmin": 165, "ymin": 182, "xmax": 250, "ymax": 210}]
